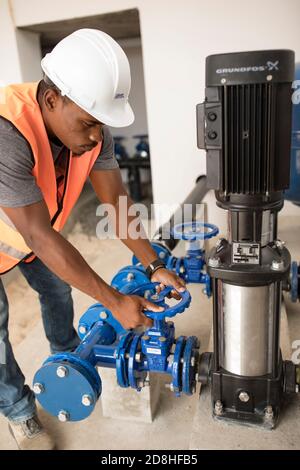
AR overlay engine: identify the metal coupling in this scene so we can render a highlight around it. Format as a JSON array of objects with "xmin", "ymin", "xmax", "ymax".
[
  {"xmin": 208, "ymin": 257, "xmax": 220, "ymax": 268},
  {"xmin": 271, "ymin": 259, "xmax": 284, "ymax": 271},
  {"xmin": 214, "ymin": 400, "xmax": 223, "ymax": 416}
]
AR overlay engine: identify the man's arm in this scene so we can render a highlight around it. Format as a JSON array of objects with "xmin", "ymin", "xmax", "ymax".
[
  {"xmin": 90, "ymin": 168, "xmax": 158, "ymax": 267},
  {"xmin": 1, "ymin": 200, "xmax": 159, "ymax": 328},
  {"xmin": 90, "ymin": 169, "xmax": 186, "ymax": 296}
]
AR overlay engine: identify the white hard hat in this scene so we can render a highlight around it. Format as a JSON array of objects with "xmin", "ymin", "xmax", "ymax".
[{"xmin": 41, "ymin": 29, "xmax": 134, "ymax": 127}]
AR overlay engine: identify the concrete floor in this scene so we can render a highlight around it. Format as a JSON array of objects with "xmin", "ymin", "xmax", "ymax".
[{"xmin": 0, "ymin": 189, "xmax": 300, "ymax": 450}]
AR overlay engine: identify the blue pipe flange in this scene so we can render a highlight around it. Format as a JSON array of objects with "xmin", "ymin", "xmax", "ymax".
[
  {"xmin": 166, "ymin": 255, "xmax": 179, "ymax": 273},
  {"xmin": 78, "ymin": 303, "xmax": 126, "ymax": 340},
  {"xmin": 128, "ymin": 283, "xmax": 192, "ymax": 321},
  {"xmin": 128, "ymin": 333, "xmax": 147, "ymax": 390},
  {"xmin": 172, "ymin": 221, "xmax": 219, "ymax": 241},
  {"xmin": 132, "ymin": 242, "xmax": 171, "ymax": 265},
  {"xmin": 165, "ymin": 256, "xmax": 190, "ymax": 281},
  {"xmin": 171, "ymin": 335, "xmax": 186, "ymax": 397},
  {"xmin": 111, "ymin": 265, "xmax": 149, "ymax": 294},
  {"xmin": 115, "ymin": 331, "xmax": 135, "ymax": 388},
  {"xmin": 165, "ymin": 256, "xmax": 186, "ymax": 281},
  {"xmin": 33, "ymin": 353, "xmax": 101, "ymax": 421},
  {"xmin": 290, "ymin": 261, "xmax": 299, "ymax": 303},
  {"xmin": 182, "ymin": 336, "xmax": 200, "ymax": 395}
]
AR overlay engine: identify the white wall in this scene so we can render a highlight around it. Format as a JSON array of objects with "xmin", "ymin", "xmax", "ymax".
[
  {"xmin": 6, "ymin": 0, "xmax": 300, "ymax": 224},
  {"xmin": 15, "ymin": 29, "xmax": 42, "ymax": 82},
  {"xmin": 111, "ymin": 39, "xmax": 148, "ymax": 158},
  {"xmin": 0, "ymin": 0, "xmax": 22, "ymax": 85},
  {"xmin": 0, "ymin": 0, "xmax": 41, "ymax": 85}
]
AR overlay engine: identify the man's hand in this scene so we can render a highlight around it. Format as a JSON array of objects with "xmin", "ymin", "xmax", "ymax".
[
  {"xmin": 151, "ymin": 268, "xmax": 186, "ymax": 300},
  {"xmin": 110, "ymin": 293, "xmax": 164, "ymax": 330}
]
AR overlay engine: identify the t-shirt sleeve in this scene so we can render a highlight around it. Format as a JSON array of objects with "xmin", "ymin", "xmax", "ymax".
[
  {"xmin": 92, "ymin": 125, "xmax": 119, "ymax": 171},
  {"xmin": 0, "ymin": 117, "xmax": 44, "ymax": 207}
]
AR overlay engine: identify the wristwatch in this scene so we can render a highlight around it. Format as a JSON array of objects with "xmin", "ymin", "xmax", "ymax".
[{"xmin": 145, "ymin": 259, "xmax": 166, "ymax": 279}]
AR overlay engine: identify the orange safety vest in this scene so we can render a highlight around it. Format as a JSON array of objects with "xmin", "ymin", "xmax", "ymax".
[{"xmin": 0, "ymin": 82, "xmax": 102, "ymax": 274}]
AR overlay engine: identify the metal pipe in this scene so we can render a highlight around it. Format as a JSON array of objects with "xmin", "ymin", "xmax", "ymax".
[
  {"xmin": 75, "ymin": 322, "xmax": 116, "ymax": 363},
  {"xmin": 153, "ymin": 175, "xmax": 208, "ymax": 250},
  {"xmin": 93, "ymin": 344, "xmax": 117, "ymax": 368},
  {"xmin": 219, "ymin": 282, "xmax": 274, "ymax": 376}
]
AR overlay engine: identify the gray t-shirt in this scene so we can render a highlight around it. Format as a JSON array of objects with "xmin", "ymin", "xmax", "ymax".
[{"xmin": 0, "ymin": 117, "xmax": 118, "ymax": 208}]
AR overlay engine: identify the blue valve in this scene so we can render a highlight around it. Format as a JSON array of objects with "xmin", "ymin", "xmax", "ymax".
[
  {"xmin": 128, "ymin": 282, "xmax": 191, "ymax": 320},
  {"xmin": 114, "ymin": 136, "xmax": 129, "ymax": 161},
  {"xmin": 133, "ymin": 134, "xmax": 150, "ymax": 159},
  {"xmin": 131, "ymin": 224, "xmax": 218, "ymax": 295},
  {"xmin": 172, "ymin": 221, "xmax": 219, "ymax": 241},
  {"xmin": 33, "ymin": 279, "xmax": 199, "ymax": 421},
  {"xmin": 165, "ymin": 222, "xmax": 219, "ymax": 294}
]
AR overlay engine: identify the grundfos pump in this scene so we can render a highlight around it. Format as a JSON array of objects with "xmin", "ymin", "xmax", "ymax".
[{"xmin": 196, "ymin": 49, "xmax": 298, "ymax": 428}]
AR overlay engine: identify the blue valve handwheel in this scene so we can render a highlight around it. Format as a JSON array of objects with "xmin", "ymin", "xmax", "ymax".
[
  {"xmin": 127, "ymin": 282, "xmax": 191, "ymax": 320},
  {"xmin": 172, "ymin": 222, "xmax": 219, "ymax": 241}
]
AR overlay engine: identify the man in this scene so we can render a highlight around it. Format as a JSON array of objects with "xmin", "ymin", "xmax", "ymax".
[{"xmin": 0, "ymin": 29, "xmax": 185, "ymax": 450}]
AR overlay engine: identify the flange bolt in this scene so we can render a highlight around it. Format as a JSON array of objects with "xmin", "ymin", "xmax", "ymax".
[
  {"xmin": 33, "ymin": 383, "xmax": 44, "ymax": 394},
  {"xmin": 239, "ymin": 391, "xmax": 250, "ymax": 403},
  {"xmin": 79, "ymin": 325, "xmax": 87, "ymax": 335},
  {"xmin": 82, "ymin": 394, "xmax": 93, "ymax": 407},
  {"xmin": 58, "ymin": 410, "xmax": 69, "ymax": 422},
  {"xmin": 56, "ymin": 366, "xmax": 68, "ymax": 378}
]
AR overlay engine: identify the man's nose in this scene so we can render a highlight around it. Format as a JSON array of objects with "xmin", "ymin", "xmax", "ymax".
[{"xmin": 89, "ymin": 128, "xmax": 103, "ymax": 143}]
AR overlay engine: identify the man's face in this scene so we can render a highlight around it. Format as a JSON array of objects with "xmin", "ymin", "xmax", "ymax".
[{"xmin": 43, "ymin": 90, "xmax": 104, "ymax": 156}]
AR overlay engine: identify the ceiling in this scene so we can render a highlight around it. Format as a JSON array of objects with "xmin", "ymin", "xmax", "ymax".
[{"xmin": 18, "ymin": 9, "xmax": 141, "ymax": 55}]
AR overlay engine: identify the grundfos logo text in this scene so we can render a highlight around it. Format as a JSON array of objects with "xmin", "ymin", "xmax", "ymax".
[{"xmin": 216, "ymin": 61, "xmax": 279, "ymax": 74}]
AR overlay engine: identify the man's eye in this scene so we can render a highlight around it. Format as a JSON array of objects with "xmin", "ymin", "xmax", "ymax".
[{"xmin": 83, "ymin": 121, "xmax": 93, "ymax": 128}]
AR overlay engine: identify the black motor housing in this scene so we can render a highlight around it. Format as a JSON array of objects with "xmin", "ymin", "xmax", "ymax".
[{"xmin": 198, "ymin": 49, "xmax": 294, "ymax": 195}]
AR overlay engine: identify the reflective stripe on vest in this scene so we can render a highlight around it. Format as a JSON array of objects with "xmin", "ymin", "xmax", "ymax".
[
  {"xmin": 0, "ymin": 208, "xmax": 31, "ymax": 257},
  {"xmin": 0, "ymin": 82, "xmax": 102, "ymax": 274}
]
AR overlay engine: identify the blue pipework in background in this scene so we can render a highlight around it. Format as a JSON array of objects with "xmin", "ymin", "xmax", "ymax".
[{"xmin": 285, "ymin": 64, "xmax": 300, "ymax": 303}]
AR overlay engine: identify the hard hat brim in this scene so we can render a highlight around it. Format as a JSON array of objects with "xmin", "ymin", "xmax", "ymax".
[
  {"xmin": 89, "ymin": 101, "xmax": 135, "ymax": 128},
  {"xmin": 41, "ymin": 59, "xmax": 135, "ymax": 128}
]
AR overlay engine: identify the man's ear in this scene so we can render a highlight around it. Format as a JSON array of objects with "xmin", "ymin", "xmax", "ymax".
[{"xmin": 43, "ymin": 88, "xmax": 61, "ymax": 112}]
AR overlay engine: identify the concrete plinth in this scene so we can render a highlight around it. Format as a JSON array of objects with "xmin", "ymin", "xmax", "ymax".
[{"xmin": 99, "ymin": 369, "xmax": 161, "ymax": 423}]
